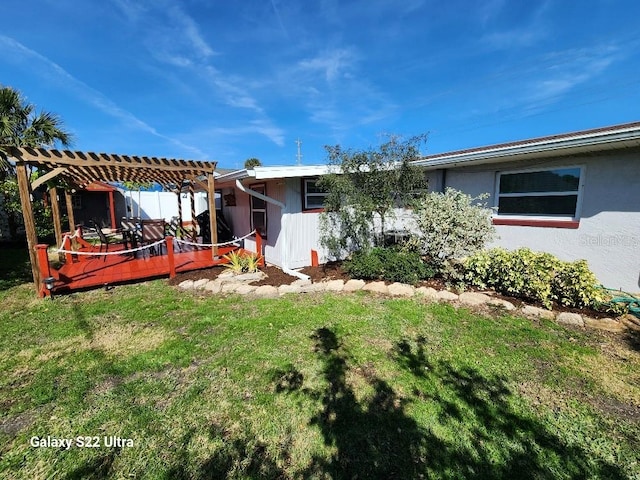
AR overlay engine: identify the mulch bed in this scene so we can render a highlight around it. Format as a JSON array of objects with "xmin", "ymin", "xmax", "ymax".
[{"xmin": 166, "ymin": 261, "xmax": 617, "ymax": 319}]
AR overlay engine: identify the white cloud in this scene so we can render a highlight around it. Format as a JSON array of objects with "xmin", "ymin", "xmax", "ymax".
[
  {"xmin": 110, "ymin": 0, "xmax": 285, "ymax": 147},
  {"xmin": 201, "ymin": 121, "xmax": 286, "ymax": 147},
  {"xmin": 297, "ymin": 48, "xmax": 356, "ymax": 83},
  {"xmin": 526, "ymin": 46, "xmax": 618, "ymax": 103},
  {"xmin": 0, "ymin": 35, "xmax": 207, "ymax": 158}
]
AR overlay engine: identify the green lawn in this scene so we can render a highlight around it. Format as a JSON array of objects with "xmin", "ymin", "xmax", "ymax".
[{"xmin": 0, "ymin": 278, "xmax": 638, "ymax": 479}]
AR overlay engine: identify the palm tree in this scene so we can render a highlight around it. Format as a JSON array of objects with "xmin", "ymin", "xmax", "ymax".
[
  {"xmin": 0, "ymin": 86, "xmax": 73, "ymax": 239},
  {"xmin": 244, "ymin": 157, "xmax": 262, "ymax": 169},
  {"xmin": 0, "ymin": 85, "xmax": 73, "ymax": 175}
]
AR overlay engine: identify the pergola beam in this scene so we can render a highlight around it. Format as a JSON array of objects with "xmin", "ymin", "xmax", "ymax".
[{"xmin": 31, "ymin": 167, "xmax": 67, "ymax": 190}]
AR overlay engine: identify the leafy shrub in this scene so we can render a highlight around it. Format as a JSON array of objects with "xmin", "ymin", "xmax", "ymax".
[
  {"xmin": 344, "ymin": 247, "xmax": 435, "ymax": 285},
  {"xmin": 411, "ymin": 188, "xmax": 496, "ymax": 269},
  {"xmin": 465, "ymin": 248, "xmax": 615, "ymax": 311},
  {"xmin": 552, "ymin": 260, "xmax": 606, "ymax": 309}
]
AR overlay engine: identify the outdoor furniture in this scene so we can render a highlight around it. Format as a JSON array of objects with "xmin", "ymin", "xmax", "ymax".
[
  {"xmin": 90, "ymin": 219, "xmax": 125, "ymax": 260},
  {"xmin": 120, "ymin": 217, "xmax": 141, "ymax": 251},
  {"xmin": 165, "ymin": 216, "xmax": 182, "ymax": 251},
  {"xmin": 141, "ymin": 219, "xmax": 166, "ymax": 256}
]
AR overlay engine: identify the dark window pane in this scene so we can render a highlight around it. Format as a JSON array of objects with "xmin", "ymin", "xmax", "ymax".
[
  {"xmin": 252, "ymin": 212, "xmax": 266, "ymax": 236},
  {"xmin": 251, "ymin": 196, "xmax": 266, "ymax": 210},
  {"xmin": 305, "ymin": 180, "xmax": 326, "ymax": 194},
  {"xmin": 498, "ymin": 195, "xmax": 578, "ymax": 215},
  {"xmin": 306, "ymin": 194, "xmax": 326, "ymax": 209},
  {"xmin": 499, "ymin": 168, "xmax": 580, "ymax": 194}
]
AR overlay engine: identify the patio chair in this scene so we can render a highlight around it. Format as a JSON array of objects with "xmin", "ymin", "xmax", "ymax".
[
  {"xmin": 141, "ymin": 219, "xmax": 166, "ymax": 256},
  {"xmin": 120, "ymin": 217, "xmax": 141, "ymax": 251},
  {"xmin": 164, "ymin": 216, "xmax": 182, "ymax": 252},
  {"xmin": 90, "ymin": 219, "xmax": 125, "ymax": 260}
]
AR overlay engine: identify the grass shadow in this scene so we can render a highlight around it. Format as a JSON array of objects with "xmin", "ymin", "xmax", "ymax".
[
  {"xmin": 290, "ymin": 328, "xmax": 627, "ymax": 479},
  {"xmin": 63, "ymin": 448, "xmax": 120, "ymax": 480},
  {"xmin": 623, "ymin": 328, "xmax": 640, "ymax": 352},
  {"xmin": 0, "ymin": 246, "xmax": 32, "ymax": 290},
  {"xmin": 394, "ymin": 335, "xmax": 628, "ymax": 479},
  {"xmin": 165, "ymin": 426, "xmax": 288, "ymax": 480}
]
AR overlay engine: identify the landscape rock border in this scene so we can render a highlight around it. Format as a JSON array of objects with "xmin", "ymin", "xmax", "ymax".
[{"xmin": 177, "ymin": 275, "xmax": 629, "ymax": 334}]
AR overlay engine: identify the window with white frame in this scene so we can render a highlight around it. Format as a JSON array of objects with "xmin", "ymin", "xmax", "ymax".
[
  {"xmin": 496, "ymin": 167, "xmax": 583, "ymax": 218},
  {"xmin": 302, "ymin": 177, "xmax": 328, "ymax": 210},
  {"xmin": 250, "ymin": 184, "xmax": 267, "ymax": 238}
]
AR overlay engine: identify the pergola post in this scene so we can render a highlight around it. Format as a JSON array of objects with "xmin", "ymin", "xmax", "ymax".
[
  {"xmin": 108, "ymin": 190, "xmax": 116, "ymax": 230},
  {"xmin": 49, "ymin": 187, "xmax": 63, "ymax": 248},
  {"xmin": 64, "ymin": 190, "xmax": 76, "ymax": 231},
  {"xmin": 187, "ymin": 182, "xmax": 196, "ymax": 241},
  {"xmin": 207, "ymin": 172, "xmax": 218, "ymax": 258},
  {"xmin": 176, "ymin": 187, "xmax": 183, "ymax": 237},
  {"xmin": 15, "ymin": 162, "xmax": 41, "ymax": 294}
]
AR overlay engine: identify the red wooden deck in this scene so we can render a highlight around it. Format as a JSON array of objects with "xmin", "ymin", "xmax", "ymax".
[
  {"xmin": 35, "ymin": 231, "xmax": 264, "ymax": 297},
  {"xmin": 49, "ymin": 247, "xmax": 233, "ymax": 294}
]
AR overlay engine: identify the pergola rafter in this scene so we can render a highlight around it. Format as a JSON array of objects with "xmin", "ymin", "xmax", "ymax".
[{"xmin": 7, "ymin": 146, "xmax": 219, "ymax": 294}]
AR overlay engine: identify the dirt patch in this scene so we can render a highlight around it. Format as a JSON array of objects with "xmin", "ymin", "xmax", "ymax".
[
  {"xmin": 300, "ymin": 261, "xmax": 351, "ymax": 283},
  {"xmin": 90, "ymin": 324, "xmax": 168, "ymax": 357},
  {"xmin": 0, "ymin": 411, "xmax": 37, "ymax": 436},
  {"xmin": 167, "ymin": 265, "xmax": 299, "ymax": 287}
]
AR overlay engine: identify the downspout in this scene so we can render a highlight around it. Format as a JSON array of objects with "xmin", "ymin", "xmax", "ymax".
[{"xmin": 235, "ymin": 179, "xmax": 310, "ymax": 281}]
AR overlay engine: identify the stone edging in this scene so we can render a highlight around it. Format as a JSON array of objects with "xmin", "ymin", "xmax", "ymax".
[{"xmin": 177, "ymin": 275, "xmax": 636, "ymax": 334}]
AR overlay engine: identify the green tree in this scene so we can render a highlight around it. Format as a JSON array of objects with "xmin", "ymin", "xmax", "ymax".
[
  {"xmin": 244, "ymin": 157, "xmax": 262, "ymax": 169},
  {"xmin": 0, "ymin": 86, "xmax": 73, "ymax": 239},
  {"xmin": 318, "ymin": 134, "xmax": 428, "ymax": 259}
]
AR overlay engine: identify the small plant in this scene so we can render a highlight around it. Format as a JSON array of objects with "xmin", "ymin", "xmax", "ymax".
[
  {"xmin": 222, "ymin": 251, "xmax": 263, "ymax": 273},
  {"xmin": 245, "ymin": 253, "xmax": 263, "ymax": 273},
  {"xmin": 344, "ymin": 246, "xmax": 435, "ymax": 285}
]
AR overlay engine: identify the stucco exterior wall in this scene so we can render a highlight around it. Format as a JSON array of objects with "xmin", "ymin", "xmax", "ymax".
[{"xmin": 439, "ymin": 149, "xmax": 640, "ymax": 292}]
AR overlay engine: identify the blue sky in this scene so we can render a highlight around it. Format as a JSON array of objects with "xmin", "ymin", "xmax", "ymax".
[{"xmin": 1, "ymin": 1, "xmax": 639, "ymax": 169}]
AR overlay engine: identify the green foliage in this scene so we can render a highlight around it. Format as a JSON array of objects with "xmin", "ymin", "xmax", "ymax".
[
  {"xmin": 0, "ymin": 177, "xmax": 57, "ymax": 240},
  {"xmin": 0, "ymin": 85, "xmax": 72, "ymax": 172},
  {"xmin": 222, "ymin": 250, "xmax": 263, "ymax": 273},
  {"xmin": 344, "ymin": 247, "xmax": 435, "ymax": 285},
  {"xmin": 412, "ymin": 188, "xmax": 496, "ymax": 269},
  {"xmin": 121, "ymin": 181, "xmax": 154, "ymax": 191},
  {"xmin": 552, "ymin": 259, "xmax": 607, "ymax": 309},
  {"xmin": 244, "ymin": 158, "xmax": 262, "ymax": 169},
  {"xmin": 318, "ymin": 134, "xmax": 428, "ymax": 259},
  {"xmin": 0, "ymin": 85, "xmax": 72, "ymax": 240},
  {"xmin": 465, "ymin": 248, "xmax": 617, "ymax": 311}
]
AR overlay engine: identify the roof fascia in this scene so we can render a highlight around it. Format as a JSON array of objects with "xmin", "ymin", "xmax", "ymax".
[{"xmin": 414, "ymin": 125, "xmax": 640, "ymax": 170}]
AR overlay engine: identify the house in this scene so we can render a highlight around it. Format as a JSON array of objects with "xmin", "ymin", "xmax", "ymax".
[
  {"xmin": 70, "ymin": 181, "xmax": 126, "ymax": 229},
  {"xmin": 413, "ymin": 121, "xmax": 640, "ymax": 292},
  {"xmin": 215, "ymin": 165, "xmax": 337, "ymax": 275}
]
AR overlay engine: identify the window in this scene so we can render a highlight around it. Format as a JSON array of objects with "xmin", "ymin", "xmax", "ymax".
[
  {"xmin": 302, "ymin": 177, "xmax": 328, "ymax": 211},
  {"xmin": 496, "ymin": 167, "xmax": 583, "ymax": 218},
  {"xmin": 250, "ymin": 184, "xmax": 267, "ymax": 238}
]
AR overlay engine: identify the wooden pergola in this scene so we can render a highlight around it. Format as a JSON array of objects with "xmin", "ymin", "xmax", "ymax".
[{"xmin": 8, "ymin": 146, "xmax": 219, "ymax": 294}]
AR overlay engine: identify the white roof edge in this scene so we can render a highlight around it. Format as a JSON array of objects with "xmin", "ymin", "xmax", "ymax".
[
  {"xmin": 414, "ymin": 122, "xmax": 640, "ymax": 169},
  {"xmin": 216, "ymin": 164, "xmax": 338, "ymax": 183},
  {"xmin": 214, "ymin": 169, "xmax": 254, "ymax": 183},
  {"xmin": 252, "ymin": 164, "xmax": 336, "ymax": 179}
]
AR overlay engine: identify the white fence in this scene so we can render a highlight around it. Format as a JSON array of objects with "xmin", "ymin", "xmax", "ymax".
[{"xmin": 122, "ymin": 191, "xmax": 221, "ymax": 221}]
